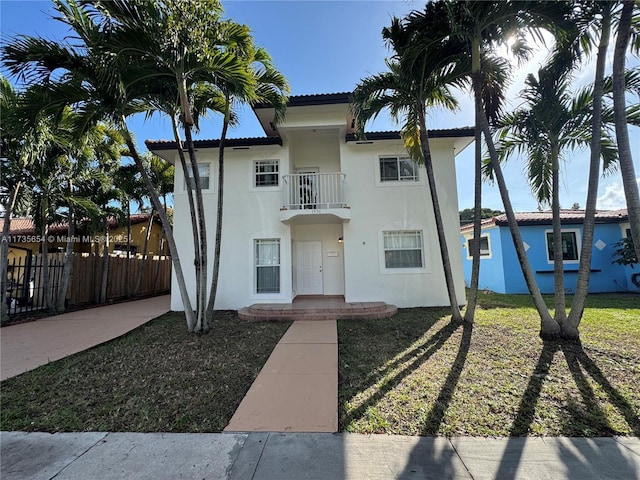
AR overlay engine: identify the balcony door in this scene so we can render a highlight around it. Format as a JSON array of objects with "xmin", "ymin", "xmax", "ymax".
[
  {"xmin": 296, "ymin": 241, "xmax": 323, "ymax": 295},
  {"xmin": 296, "ymin": 167, "xmax": 318, "ymax": 209}
]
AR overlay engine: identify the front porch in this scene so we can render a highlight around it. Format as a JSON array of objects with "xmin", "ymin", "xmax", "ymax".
[{"xmin": 237, "ymin": 295, "xmax": 397, "ymax": 322}]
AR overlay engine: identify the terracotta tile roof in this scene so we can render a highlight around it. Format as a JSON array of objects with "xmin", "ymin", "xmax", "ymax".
[
  {"xmin": 460, "ymin": 217, "xmax": 498, "ymax": 233},
  {"xmin": 460, "ymin": 209, "xmax": 628, "ymax": 232},
  {"xmin": 7, "ymin": 213, "xmax": 158, "ymax": 236}
]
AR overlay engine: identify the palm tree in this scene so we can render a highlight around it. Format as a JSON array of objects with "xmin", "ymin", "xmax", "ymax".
[
  {"xmin": 2, "ymin": 0, "xmax": 204, "ymax": 330},
  {"xmin": 612, "ymin": 0, "xmax": 640, "ymax": 261},
  {"xmin": 204, "ymin": 45, "xmax": 289, "ymax": 327},
  {"xmin": 430, "ymin": 0, "xmax": 572, "ymax": 338},
  {"xmin": 493, "ymin": 62, "xmax": 622, "ymax": 328},
  {"xmin": 133, "ymin": 153, "xmax": 174, "ymax": 297},
  {"xmin": 564, "ymin": 2, "xmax": 614, "ymax": 339},
  {"xmin": 88, "ymin": 0, "xmax": 256, "ymax": 331},
  {"xmin": 351, "ymin": 13, "xmax": 469, "ymax": 323}
]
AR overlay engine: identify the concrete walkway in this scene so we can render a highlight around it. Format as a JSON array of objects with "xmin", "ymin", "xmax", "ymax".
[
  {"xmin": 2, "ymin": 431, "xmax": 638, "ymax": 480},
  {"xmin": 225, "ymin": 320, "xmax": 338, "ymax": 432},
  {"xmin": 1, "ymin": 295, "xmax": 170, "ymax": 380}
]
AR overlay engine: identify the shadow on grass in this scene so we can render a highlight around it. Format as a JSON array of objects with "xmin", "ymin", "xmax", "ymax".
[
  {"xmin": 339, "ymin": 310, "xmax": 458, "ymax": 431},
  {"xmin": 420, "ymin": 323, "xmax": 473, "ymax": 435},
  {"xmin": 561, "ymin": 342, "xmax": 640, "ymax": 437},
  {"xmin": 494, "ymin": 339, "xmax": 640, "ymax": 480}
]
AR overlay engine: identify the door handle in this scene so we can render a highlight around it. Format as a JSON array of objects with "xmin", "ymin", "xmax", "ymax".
[{"xmin": 319, "ymin": 266, "xmax": 322, "ymax": 273}]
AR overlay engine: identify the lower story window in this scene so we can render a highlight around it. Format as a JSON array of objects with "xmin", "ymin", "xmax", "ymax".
[
  {"xmin": 255, "ymin": 239, "xmax": 280, "ymax": 293},
  {"xmin": 383, "ymin": 230, "xmax": 424, "ymax": 268},
  {"xmin": 546, "ymin": 231, "xmax": 578, "ymax": 261}
]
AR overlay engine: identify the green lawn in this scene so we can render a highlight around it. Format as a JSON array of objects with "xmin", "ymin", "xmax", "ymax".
[
  {"xmin": 1, "ymin": 312, "xmax": 290, "ymax": 432},
  {"xmin": 2, "ymin": 293, "xmax": 638, "ymax": 436},
  {"xmin": 338, "ymin": 293, "xmax": 640, "ymax": 436}
]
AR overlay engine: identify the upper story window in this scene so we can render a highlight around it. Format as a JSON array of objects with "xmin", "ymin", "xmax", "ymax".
[
  {"xmin": 383, "ymin": 230, "xmax": 424, "ymax": 268},
  {"xmin": 184, "ymin": 163, "xmax": 210, "ymax": 190},
  {"xmin": 254, "ymin": 160, "xmax": 279, "ymax": 187},
  {"xmin": 546, "ymin": 230, "xmax": 579, "ymax": 262},
  {"xmin": 380, "ymin": 156, "xmax": 418, "ymax": 182}
]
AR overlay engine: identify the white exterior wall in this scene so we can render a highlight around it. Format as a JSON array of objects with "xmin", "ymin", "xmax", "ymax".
[
  {"xmin": 167, "ymin": 104, "xmax": 467, "ymax": 311},
  {"xmin": 340, "ymin": 139, "xmax": 465, "ymax": 308},
  {"xmin": 170, "ymin": 143, "xmax": 294, "ymax": 311}
]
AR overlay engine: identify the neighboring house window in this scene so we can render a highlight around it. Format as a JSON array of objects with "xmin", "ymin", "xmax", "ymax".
[
  {"xmin": 383, "ymin": 231, "xmax": 424, "ymax": 268},
  {"xmin": 467, "ymin": 235, "xmax": 491, "ymax": 257},
  {"xmin": 114, "ymin": 244, "xmax": 137, "ymax": 255},
  {"xmin": 380, "ymin": 156, "xmax": 418, "ymax": 182},
  {"xmin": 254, "ymin": 160, "xmax": 279, "ymax": 187},
  {"xmin": 255, "ymin": 239, "xmax": 280, "ymax": 293},
  {"xmin": 546, "ymin": 231, "xmax": 579, "ymax": 261},
  {"xmin": 184, "ymin": 163, "xmax": 210, "ymax": 190}
]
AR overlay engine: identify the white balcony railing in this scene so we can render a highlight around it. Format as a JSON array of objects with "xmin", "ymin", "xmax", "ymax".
[{"xmin": 282, "ymin": 172, "xmax": 347, "ymax": 210}]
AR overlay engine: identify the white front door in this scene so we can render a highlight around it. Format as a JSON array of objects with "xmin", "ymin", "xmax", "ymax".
[{"xmin": 296, "ymin": 241, "xmax": 323, "ymax": 295}]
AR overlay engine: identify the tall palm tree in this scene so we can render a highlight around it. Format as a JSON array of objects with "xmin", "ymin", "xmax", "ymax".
[
  {"xmin": 612, "ymin": 0, "xmax": 640, "ymax": 260},
  {"xmin": 494, "ymin": 63, "xmax": 624, "ymax": 328},
  {"xmin": 2, "ymin": 0, "xmax": 211, "ymax": 330},
  {"xmin": 351, "ymin": 13, "xmax": 469, "ymax": 323},
  {"xmin": 204, "ymin": 45, "xmax": 289, "ymax": 327},
  {"xmin": 89, "ymin": 0, "xmax": 256, "ymax": 331},
  {"xmin": 564, "ymin": 2, "xmax": 614, "ymax": 339},
  {"xmin": 428, "ymin": 0, "xmax": 572, "ymax": 338}
]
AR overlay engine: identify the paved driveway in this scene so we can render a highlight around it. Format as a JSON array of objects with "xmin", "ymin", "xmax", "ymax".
[{"xmin": 1, "ymin": 295, "xmax": 170, "ymax": 380}]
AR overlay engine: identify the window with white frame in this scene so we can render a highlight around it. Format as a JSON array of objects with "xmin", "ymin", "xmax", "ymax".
[
  {"xmin": 254, "ymin": 160, "xmax": 279, "ymax": 187},
  {"xmin": 379, "ymin": 156, "xmax": 419, "ymax": 182},
  {"xmin": 255, "ymin": 239, "xmax": 280, "ymax": 293},
  {"xmin": 467, "ymin": 235, "xmax": 491, "ymax": 257},
  {"xmin": 383, "ymin": 231, "xmax": 424, "ymax": 268},
  {"xmin": 184, "ymin": 163, "xmax": 210, "ymax": 190},
  {"xmin": 546, "ymin": 231, "xmax": 579, "ymax": 261}
]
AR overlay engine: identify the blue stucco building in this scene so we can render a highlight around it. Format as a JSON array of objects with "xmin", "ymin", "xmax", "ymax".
[{"xmin": 460, "ymin": 209, "xmax": 639, "ymax": 294}]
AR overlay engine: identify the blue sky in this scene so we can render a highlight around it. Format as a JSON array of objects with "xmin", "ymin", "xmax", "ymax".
[{"xmin": 2, "ymin": 0, "xmax": 638, "ymax": 212}]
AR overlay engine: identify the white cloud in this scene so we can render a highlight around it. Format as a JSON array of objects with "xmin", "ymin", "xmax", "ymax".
[{"xmin": 596, "ymin": 178, "xmax": 639, "ymax": 210}]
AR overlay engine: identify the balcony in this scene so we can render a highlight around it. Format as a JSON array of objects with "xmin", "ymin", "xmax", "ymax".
[{"xmin": 280, "ymin": 172, "xmax": 351, "ymax": 224}]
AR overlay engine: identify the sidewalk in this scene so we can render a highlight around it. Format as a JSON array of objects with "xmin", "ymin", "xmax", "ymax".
[
  {"xmin": 1, "ymin": 295, "xmax": 170, "ymax": 380},
  {"xmin": 225, "ymin": 320, "xmax": 337, "ymax": 432},
  {"xmin": 1, "ymin": 431, "xmax": 638, "ymax": 479}
]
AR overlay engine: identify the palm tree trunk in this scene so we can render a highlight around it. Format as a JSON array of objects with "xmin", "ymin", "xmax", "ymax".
[
  {"xmin": 171, "ymin": 116, "xmax": 202, "ymax": 316},
  {"xmin": 183, "ymin": 124, "xmax": 208, "ymax": 333},
  {"xmin": 56, "ymin": 189, "xmax": 74, "ymax": 313},
  {"xmin": 551, "ymin": 143, "xmax": 566, "ymax": 325},
  {"xmin": 418, "ymin": 106, "xmax": 463, "ymax": 323},
  {"xmin": 1, "ymin": 183, "xmax": 21, "ymax": 324},
  {"xmin": 93, "ymin": 233, "xmax": 100, "ymax": 303},
  {"xmin": 125, "ymin": 201, "xmax": 131, "ymax": 297},
  {"xmin": 479, "ymin": 93, "xmax": 559, "ymax": 339},
  {"xmin": 613, "ymin": 0, "xmax": 639, "ymax": 260},
  {"xmin": 121, "ymin": 121, "xmax": 197, "ymax": 331},
  {"xmin": 464, "ymin": 63, "xmax": 484, "ymax": 324},
  {"xmin": 133, "ymin": 208, "xmax": 155, "ymax": 296},
  {"xmin": 100, "ymin": 224, "xmax": 109, "ymax": 303},
  {"xmin": 205, "ymin": 95, "xmax": 231, "ymax": 326},
  {"xmin": 40, "ymin": 201, "xmax": 55, "ymax": 314},
  {"xmin": 565, "ymin": 8, "xmax": 611, "ymax": 339}
]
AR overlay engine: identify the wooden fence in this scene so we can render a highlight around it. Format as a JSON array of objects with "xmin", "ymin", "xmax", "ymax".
[{"xmin": 6, "ymin": 252, "xmax": 171, "ymax": 316}]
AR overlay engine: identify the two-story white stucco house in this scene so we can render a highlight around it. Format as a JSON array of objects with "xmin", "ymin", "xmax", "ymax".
[{"xmin": 146, "ymin": 92, "xmax": 473, "ymax": 315}]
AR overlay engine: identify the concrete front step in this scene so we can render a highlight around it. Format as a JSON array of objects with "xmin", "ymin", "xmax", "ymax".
[{"xmin": 238, "ymin": 304, "xmax": 397, "ymax": 322}]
